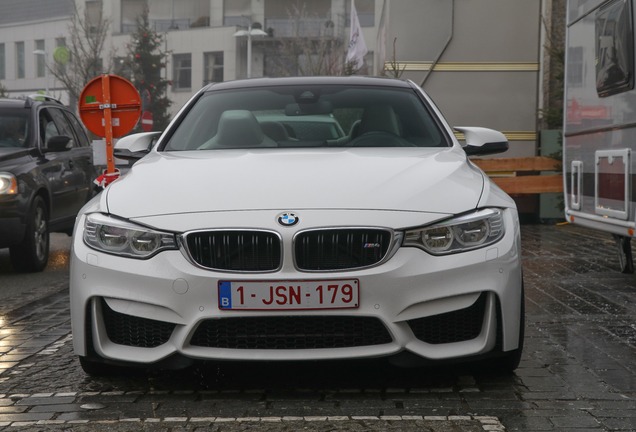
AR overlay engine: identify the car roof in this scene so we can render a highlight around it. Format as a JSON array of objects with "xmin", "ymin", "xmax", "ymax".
[
  {"xmin": 0, "ymin": 98, "xmax": 30, "ymax": 109},
  {"xmin": 204, "ymin": 76, "xmax": 414, "ymax": 92},
  {"xmin": 0, "ymin": 97, "xmax": 66, "ymax": 110}
]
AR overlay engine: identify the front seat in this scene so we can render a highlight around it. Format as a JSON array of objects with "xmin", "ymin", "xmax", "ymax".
[
  {"xmin": 199, "ymin": 110, "xmax": 277, "ymax": 149},
  {"xmin": 348, "ymin": 105, "xmax": 407, "ymax": 147},
  {"xmin": 358, "ymin": 105, "xmax": 401, "ymax": 136}
]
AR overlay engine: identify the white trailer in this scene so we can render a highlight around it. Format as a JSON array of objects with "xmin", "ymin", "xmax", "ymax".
[{"xmin": 564, "ymin": 0, "xmax": 636, "ymax": 272}]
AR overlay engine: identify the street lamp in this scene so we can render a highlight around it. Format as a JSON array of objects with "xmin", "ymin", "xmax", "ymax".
[
  {"xmin": 233, "ymin": 24, "xmax": 268, "ymax": 78},
  {"xmin": 32, "ymin": 50, "xmax": 49, "ymax": 95}
]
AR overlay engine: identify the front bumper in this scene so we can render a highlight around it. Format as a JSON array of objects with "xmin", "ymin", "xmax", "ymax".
[{"xmin": 70, "ymin": 208, "xmax": 523, "ymax": 365}]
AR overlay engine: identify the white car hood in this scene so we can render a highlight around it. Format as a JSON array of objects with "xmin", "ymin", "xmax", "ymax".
[{"xmin": 106, "ymin": 147, "xmax": 484, "ymax": 218}]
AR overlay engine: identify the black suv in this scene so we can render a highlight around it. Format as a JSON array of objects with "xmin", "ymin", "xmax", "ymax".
[{"xmin": 0, "ymin": 96, "xmax": 95, "ymax": 272}]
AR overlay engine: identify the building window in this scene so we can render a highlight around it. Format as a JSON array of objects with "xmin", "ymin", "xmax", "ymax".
[
  {"xmin": 224, "ymin": 0, "xmax": 250, "ymax": 26},
  {"xmin": 0, "ymin": 44, "xmax": 5, "ymax": 80},
  {"xmin": 85, "ymin": 0, "xmax": 103, "ymax": 33},
  {"xmin": 265, "ymin": 0, "xmax": 332, "ymax": 37},
  {"xmin": 121, "ymin": 0, "xmax": 145, "ymax": 33},
  {"xmin": 595, "ymin": 0, "xmax": 634, "ymax": 97},
  {"xmin": 56, "ymin": 38, "xmax": 67, "ymax": 74},
  {"xmin": 203, "ymin": 52, "xmax": 223, "ymax": 85},
  {"xmin": 35, "ymin": 40, "xmax": 45, "ymax": 78},
  {"xmin": 346, "ymin": 0, "xmax": 375, "ymax": 27},
  {"xmin": 147, "ymin": 0, "xmax": 210, "ymax": 31},
  {"xmin": 173, "ymin": 54, "xmax": 192, "ymax": 91},
  {"xmin": 16, "ymin": 42, "xmax": 25, "ymax": 79}
]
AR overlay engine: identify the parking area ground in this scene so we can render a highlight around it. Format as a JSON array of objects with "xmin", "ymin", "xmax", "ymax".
[{"xmin": 0, "ymin": 224, "xmax": 635, "ymax": 431}]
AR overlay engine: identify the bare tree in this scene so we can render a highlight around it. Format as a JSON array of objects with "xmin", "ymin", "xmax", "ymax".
[
  {"xmin": 263, "ymin": 5, "xmax": 346, "ymax": 77},
  {"xmin": 49, "ymin": 0, "xmax": 114, "ymax": 105},
  {"xmin": 383, "ymin": 38, "xmax": 406, "ymax": 78}
]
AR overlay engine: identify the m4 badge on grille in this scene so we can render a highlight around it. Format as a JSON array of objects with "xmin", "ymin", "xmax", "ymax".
[
  {"xmin": 277, "ymin": 212, "xmax": 299, "ymax": 227},
  {"xmin": 364, "ymin": 243, "xmax": 381, "ymax": 248}
]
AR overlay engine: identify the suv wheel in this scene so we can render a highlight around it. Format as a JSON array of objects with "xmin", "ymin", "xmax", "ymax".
[{"xmin": 10, "ymin": 196, "xmax": 49, "ymax": 272}]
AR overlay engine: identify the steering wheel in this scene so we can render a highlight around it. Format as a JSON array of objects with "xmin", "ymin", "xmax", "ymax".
[{"xmin": 349, "ymin": 130, "xmax": 408, "ymax": 147}]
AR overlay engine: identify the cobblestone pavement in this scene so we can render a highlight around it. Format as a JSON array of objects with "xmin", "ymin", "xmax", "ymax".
[{"xmin": 0, "ymin": 224, "xmax": 635, "ymax": 431}]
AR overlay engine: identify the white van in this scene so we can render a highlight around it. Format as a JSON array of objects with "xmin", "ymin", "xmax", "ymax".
[{"xmin": 564, "ymin": 0, "xmax": 636, "ymax": 272}]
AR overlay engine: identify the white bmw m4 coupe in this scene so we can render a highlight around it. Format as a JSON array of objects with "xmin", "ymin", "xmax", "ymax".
[{"xmin": 70, "ymin": 76, "xmax": 524, "ymax": 376}]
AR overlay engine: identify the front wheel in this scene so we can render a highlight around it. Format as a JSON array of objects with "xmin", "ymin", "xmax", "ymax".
[{"xmin": 10, "ymin": 196, "xmax": 49, "ymax": 272}]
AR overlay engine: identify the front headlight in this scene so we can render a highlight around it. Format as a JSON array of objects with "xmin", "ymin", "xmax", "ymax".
[
  {"xmin": 0, "ymin": 173, "xmax": 18, "ymax": 195},
  {"xmin": 403, "ymin": 208, "xmax": 504, "ymax": 255},
  {"xmin": 84, "ymin": 213, "xmax": 177, "ymax": 259}
]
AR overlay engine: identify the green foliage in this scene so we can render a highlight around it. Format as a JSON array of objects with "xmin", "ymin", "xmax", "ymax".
[
  {"xmin": 0, "ymin": 82, "xmax": 7, "ymax": 98},
  {"xmin": 117, "ymin": 8, "xmax": 172, "ymax": 131}
]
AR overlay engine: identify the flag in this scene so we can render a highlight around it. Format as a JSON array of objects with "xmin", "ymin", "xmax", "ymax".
[
  {"xmin": 346, "ymin": 0, "xmax": 368, "ymax": 70},
  {"xmin": 375, "ymin": 0, "xmax": 387, "ymax": 75}
]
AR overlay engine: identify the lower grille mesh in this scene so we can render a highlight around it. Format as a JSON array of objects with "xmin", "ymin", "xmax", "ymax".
[
  {"xmin": 407, "ymin": 292, "xmax": 487, "ymax": 344},
  {"xmin": 101, "ymin": 299, "xmax": 175, "ymax": 348},
  {"xmin": 190, "ymin": 316, "xmax": 392, "ymax": 349}
]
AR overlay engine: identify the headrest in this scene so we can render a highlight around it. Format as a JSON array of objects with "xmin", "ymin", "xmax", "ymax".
[
  {"xmin": 215, "ymin": 110, "xmax": 265, "ymax": 147},
  {"xmin": 349, "ymin": 119, "xmax": 361, "ymax": 138},
  {"xmin": 359, "ymin": 105, "xmax": 400, "ymax": 135},
  {"xmin": 260, "ymin": 121, "xmax": 290, "ymax": 142}
]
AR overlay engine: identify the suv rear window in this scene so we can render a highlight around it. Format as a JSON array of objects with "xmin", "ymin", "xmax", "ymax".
[{"xmin": 0, "ymin": 109, "xmax": 29, "ymax": 148}]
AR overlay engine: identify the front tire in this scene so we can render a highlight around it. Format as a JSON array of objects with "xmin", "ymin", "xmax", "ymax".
[{"xmin": 10, "ymin": 196, "xmax": 49, "ymax": 272}]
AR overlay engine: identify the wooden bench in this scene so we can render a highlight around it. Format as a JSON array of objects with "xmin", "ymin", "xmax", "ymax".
[{"xmin": 471, "ymin": 156, "xmax": 563, "ymax": 194}]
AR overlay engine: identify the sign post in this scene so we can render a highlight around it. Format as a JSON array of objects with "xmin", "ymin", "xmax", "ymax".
[{"xmin": 79, "ymin": 75, "xmax": 142, "ymax": 180}]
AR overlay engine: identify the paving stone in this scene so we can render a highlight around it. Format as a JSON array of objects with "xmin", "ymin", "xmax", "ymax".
[
  {"xmin": 0, "ymin": 406, "xmax": 28, "ymax": 413},
  {"xmin": 29, "ymin": 403, "xmax": 84, "ymax": 412},
  {"xmin": 15, "ymin": 396, "xmax": 75, "ymax": 405},
  {"xmin": 550, "ymin": 415, "xmax": 601, "ymax": 428},
  {"xmin": 600, "ymin": 417, "xmax": 636, "ymax": 429},
  {"xmin": 0, "ymin": 412, "xmax": 54, "ymax": 421}
]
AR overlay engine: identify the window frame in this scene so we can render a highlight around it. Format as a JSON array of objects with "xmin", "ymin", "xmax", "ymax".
[
  {"xmin": 0, "ymin": 43, "xmax": 5, "ymax": 80},
  {"xmin": 35, "ymin": 40, "xmax": 45, "ymax": 78},
  {"xmin": 203, "ymin": 51, "xmax": 224, "ymax": 86},
  {"xmin": 15, "ymin": 41, "xmax": 25, "ymax": 79},
  {"xmin": 173, "ymin": 53, "xmax": 192, "ymax": 92},
  {"xmin": 595, "ymin": 0, "xmax": 635, "ymax": 97}
]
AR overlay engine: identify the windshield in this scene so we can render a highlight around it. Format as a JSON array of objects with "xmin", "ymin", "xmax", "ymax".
[
  {"xmin": 0, "ymin": 110, "xmax": 29, "ymax": 148},
  {"xmin": 163, "ymin": 85, "xmax": 448, "ymax": 151}
]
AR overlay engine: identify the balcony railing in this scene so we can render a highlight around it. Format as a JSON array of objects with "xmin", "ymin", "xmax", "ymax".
[
  {"xmin": 263, "ymin": 16, "xmax": 345, "ymax": 38},
  {"xmin": 121, "ymin": 17, "xmax": 209, "ymax": 33}
]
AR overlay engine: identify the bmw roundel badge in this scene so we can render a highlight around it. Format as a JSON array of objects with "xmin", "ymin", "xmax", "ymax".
[{"xmin": 277, "ymin": 212, "xmax": 299, "ymax": 227}]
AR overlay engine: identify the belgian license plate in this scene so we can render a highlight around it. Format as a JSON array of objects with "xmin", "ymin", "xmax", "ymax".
[{"xmin": 218, "ymin": 279, "xmax": 359, "ymax": 310}]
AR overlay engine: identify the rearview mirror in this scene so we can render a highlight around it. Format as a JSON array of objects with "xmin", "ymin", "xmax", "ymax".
[
  {"xmin": 113, "ymin": 131, "xmax": 161, "ymax": 161},
  {"xmin": 285, "ymin": 101, "xmax": 333, "ymax": 116},
  {"xmin": 454, "ymin": 127, "xmax": 509, "ymax": 156}
]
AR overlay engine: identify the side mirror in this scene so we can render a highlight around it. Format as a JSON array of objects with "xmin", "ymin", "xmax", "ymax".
[
  {"xmin": 454, "ymin": 127, "xmax": 509, "ymax": 156},
  {"xmin": 44, "ymin": 135, "xmax": 73, "ymax": 152},
  {"xmin": 113, "ymin": 131, "xmax": 161, "ymax": 161}
]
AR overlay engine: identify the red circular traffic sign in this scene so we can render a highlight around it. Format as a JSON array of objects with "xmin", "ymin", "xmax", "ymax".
[
  {"xmin": 79, "ymin": 75, "xmax": 141, "ymax": 138},
  {"xmin": 141, "ymin": 111, "xmax": 154, "ymax": 132}
]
